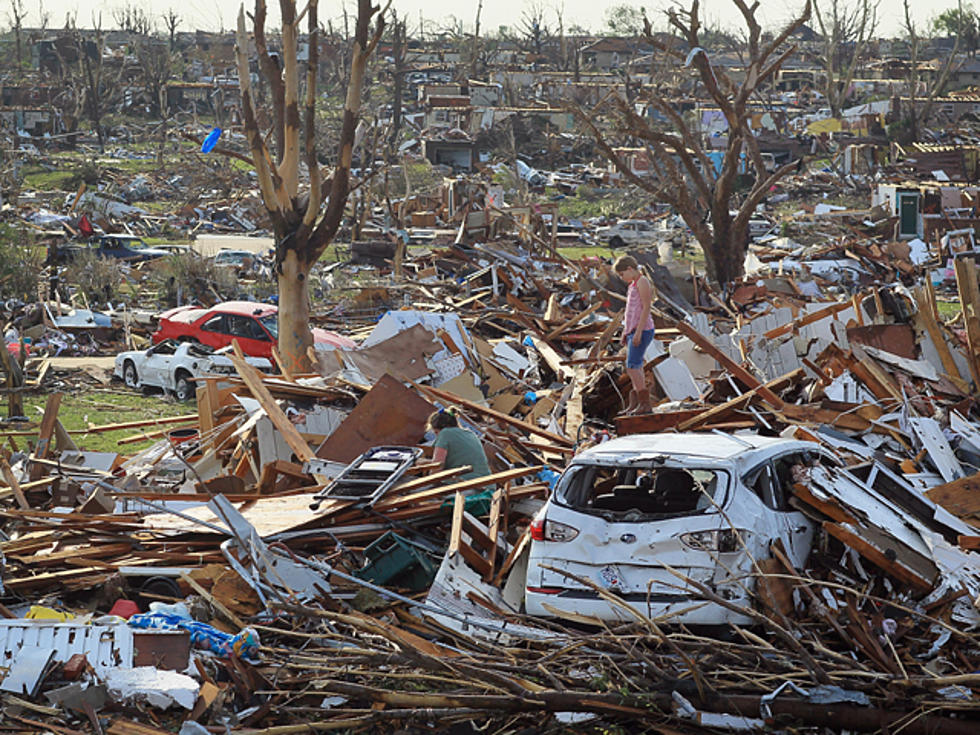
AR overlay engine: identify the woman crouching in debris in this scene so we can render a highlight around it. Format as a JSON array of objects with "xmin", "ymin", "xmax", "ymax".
[
  {"xmin": 427, "ymin": 409, "xmax": 491, "ymax": 485},
  {"xmin": 615, "ymin": 255, "xmax": 655, "ymax": 415}
]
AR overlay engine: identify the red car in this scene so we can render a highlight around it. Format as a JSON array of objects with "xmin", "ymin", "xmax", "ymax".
[{"xmin": 152, "ymin": 301, "xmax": 355, "ymax": 359}]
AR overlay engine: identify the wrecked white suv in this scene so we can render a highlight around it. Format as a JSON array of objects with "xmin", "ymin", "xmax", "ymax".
[{"xmin": 526, "ymin": 433, "xmax": 834, "ymax": 625}]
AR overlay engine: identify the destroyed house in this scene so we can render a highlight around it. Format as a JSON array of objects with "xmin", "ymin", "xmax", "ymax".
[
  {"xmin": 422, "ymin": 132, "xmax": 476, "ymax": 171},
  {"xmin": 580, "ymin": 37, "xmax": 654, "ymax": 71},
  {"xmin": 424, "ymin": 96, "xmax": 472, "ymax": 131},
  {"xmin": 904, "ymin": 143, "xmax": 980, "ymax": 182},
  {"xmin": 873, "ymin": 181, "xmax": 980, "ymax": 241},
  {"xmin": 165, "ymin": 81, "xmax": 241, "ymax": 116},
  {"xmin": 774, "ymin": 67, "xmax": 823, "ymax": 91},
  {"xmin": 0, "ymin": 107, "xmax": 57, "ymax": 137}
]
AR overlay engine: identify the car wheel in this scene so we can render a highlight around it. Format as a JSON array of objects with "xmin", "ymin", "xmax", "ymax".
[
  {"xmin": 174, "ymin": 371, "xmax": 194, "ymax": 402},
  {"xmin": 123, "ymin": 361, "xmax": 139, "ymax": 389},
  {"xmin": 609, "ymin": 235, "xmax": 626, "ymax": 249}
]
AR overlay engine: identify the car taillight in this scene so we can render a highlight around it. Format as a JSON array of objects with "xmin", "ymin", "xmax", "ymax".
[
  {"xmin": 526, "ymin": 586, "xmax": 563, "ymax": 595},
  {"xmin": 530, "ymin": 518, "xmax": 546, "ymax": 541},
  {"xmin": 530, "ymin": 518, "xmax": 579, "ymax": 543},
  {"xmin": 680, "ymin": 529, "xmax": 745, "ymax": 553}
]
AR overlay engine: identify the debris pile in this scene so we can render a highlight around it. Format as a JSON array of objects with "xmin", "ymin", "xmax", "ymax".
[{"xmin": 0, "ymin": 228, "xmax": 978, "ymax": 732}]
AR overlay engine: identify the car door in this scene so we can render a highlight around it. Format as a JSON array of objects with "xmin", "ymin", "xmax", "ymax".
[
  {"xmin": 743, "ymin": 454, "xmax": 815, "ymax": 569},
  {"xmin": 225, "ymin": 314, "xmax": 271, "ymax": 357},
  {"xmin": 99, "ymin": 238, "xmax": 121, "ymax": 259},
  {"xmin": 197, "ymin": 314, "xmax": 228, "ymax": 351},
  {"xmin": 140, "ymin": 342, "xmax": 177, "ymax": 389}
]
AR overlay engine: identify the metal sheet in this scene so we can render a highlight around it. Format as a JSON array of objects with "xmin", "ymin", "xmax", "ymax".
[
  {"xmin": 0, "ymin": 622, "xmax": 133, "ymax": 678},
  {"xmin": 0, "ymin": 644, "xmax": 55, "ymax": 696},
  {"xmin": 909, "ymin": 416, "xmax": 965, "ymax": 483}
]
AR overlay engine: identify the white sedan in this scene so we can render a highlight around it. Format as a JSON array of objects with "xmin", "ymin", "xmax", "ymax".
[{"xmin": 114, "ymin": 339, "xmax": 273, "ymax": 401}]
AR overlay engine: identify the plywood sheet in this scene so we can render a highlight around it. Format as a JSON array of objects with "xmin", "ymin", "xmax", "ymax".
[
  {"xmin": 316, "ymin": 374, "xmax": 434, "ymax": 464},
  {"xmin": 335, "ymin": 323, "xmax": 441, "ymax": 384}
]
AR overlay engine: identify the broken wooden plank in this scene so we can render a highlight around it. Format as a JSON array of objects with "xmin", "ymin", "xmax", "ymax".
[
  {"xmin": 29, "ymin": 392, "xmax": 62, "ymax": 482},
  {"xmin": 229, "ymin": 342, "xmax": 314, "ymax": 464},
  {"xmin": 418, "ymin": 383, "xmax": 574, "ymax": 447}
]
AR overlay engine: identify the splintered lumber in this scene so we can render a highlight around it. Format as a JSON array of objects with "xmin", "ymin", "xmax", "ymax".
[
  {"xmin": 229, "ymin": 341, "xmax": 314, "ymax": 463},
  {"xmin": 823, "ymin": 522, "xmax": 936, "ymax": 593},
  {"xmin": 588, "ymin": 309, "xmax": 624, "ymax": 360},
  {"xmin": 847, "ymin": 345, "xmax": 905, "ymax": 405},
  {"xmin": 914, "ymin": 285, "xmax": 967, "ymax": 392},
  {"xmin": 29, "ymin": 392, "xmax": 62, "ymax": 481},
  {"xmin": 926, "ymin": 475, "xmax": 980, "ymax": 520},
  {"xmin": 374, "ymin": 465, "xmax": 543, "ymax": 511},
  {"xmin": 0, "ymin": 457, "xmax": 29, "ymax": 510},
  {"xmin": 85, "ymin": 414, "xmax": 200, "ymax": 434},
  {"xmin": 545, "ymin": 301, "xmax": 602, "ymax": 341},
  {"xmin": 418, "ymin": 384, "xmax": 574, "ymax": 447},
  {"xmin": 117, "ymin": 422, "xmax": 199, "ymax": 445},
  {"xmin": 526, "ymin": 336, "xmax": 575, "ymax": 380},
  {"xmin": 179, "ymin": 572, "xmax": 245, "ymax": 630},
  {"xmin": 789, "ymin": 482, "xmax": 859, "ymax": 524},
  {"xmin": 0, "ymin": 476, "xmax": 57, "ymax": 503},
  {"xmin": 763, "ymin": 301, "xmax": 853, "ymax": 340},
  {"xmin": 955, "ymin": 255, "xmax": 980, "ymax": 388},
  {"xmin": 671, "ymin": 368, "xmax": 802, "ymax": 432},
  {"xmin": 672, "ymin": 319, "xmax": 785, "ymax": 408}
]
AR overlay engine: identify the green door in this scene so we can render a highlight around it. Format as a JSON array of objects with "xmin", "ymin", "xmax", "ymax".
[{"xmin": 899, "ymin": 193, "xmax": 919, "ymax": 236}]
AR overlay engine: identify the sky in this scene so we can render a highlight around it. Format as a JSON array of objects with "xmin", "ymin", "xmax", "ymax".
[{"xmin": 11, "ymin": 0, "xmax": 964, "ymax": 40}]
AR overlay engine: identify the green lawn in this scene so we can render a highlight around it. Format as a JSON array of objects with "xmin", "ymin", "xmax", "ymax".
[
  {"xmin": 21, "ymin": 389, "xmax": 192, "ymax": 455},
  {"xmin": 936, "ymin": 300, "xmax": 962, "ymax": 320}
]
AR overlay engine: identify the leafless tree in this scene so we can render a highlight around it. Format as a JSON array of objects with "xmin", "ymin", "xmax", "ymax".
[
  {"xmin": 37, "ymin": 0, "xmax": 49, "ymax": 30},
  {"xmin": 135, "ymin": 40, "xmax": 173, "ymax": 117},
  {"xmin": 7, "ymin": 0, "xmax": 25, "ymax": 66},
  {"xmin": 812, "ymin": 0, "xmax": 878, "ymax": 118},
  {"xmin": 233, "ymin": 0, "xmax": 385, "ymax": 372},
  {"xmin": 520, "ymin": 0, "xmax": 549, "ymax": 55},
  {"xmin": 163, "ymin": 8, "xmax": 181, "ymax": 52},
  {"xmin": 470, "ymin": 0, "xmax": 484, "ymax": 78},
  {"xmin": 554, "ymin": 1, "xmax": 568, "ymax": 70},
  {"xmin": 113, "ymin": 3, "xmax": 153, "ymax": 34},
  {"xmin": 389, "ymin": 10, "xmax": 407, "ymax": 145},
  {"xmin": 577, "ymin": 0, "xmax": 811, "ymax": 285},
  {"xmin": 902, "ymin": 0, "xmax": 960, "ymax": 141}
]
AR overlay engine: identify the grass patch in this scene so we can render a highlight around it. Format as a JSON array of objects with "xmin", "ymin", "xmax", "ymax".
[
  {"xmin": 22, "ymin": 166, "xmax": 77, "ymax": 190},
  {"xmin": 557, "ymin": 244, "xmax": 616, "ymax": 260},
  {"xmin": 936, "ymin": 300, "xmax": 961, "ymax": 320},
  {"xmin": 22, "ymin": 389, "xmax": 191, "ymax": 454}
]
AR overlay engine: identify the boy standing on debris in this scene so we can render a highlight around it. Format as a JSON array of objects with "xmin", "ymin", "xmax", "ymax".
[
  {"xmin": 615, "ymin": 255, "xmax": 655, "ymax": 415},
  {"xmin": 428, "ymin": 409, "xmax": 491, "ymax": 483}
]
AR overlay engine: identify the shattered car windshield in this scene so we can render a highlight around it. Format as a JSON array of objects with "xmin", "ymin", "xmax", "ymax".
[
  {"xmin": 259, "ymin": 314, "xmax": 278, "ymax": 338},
  {"xmin": 554, "ymin": 463, "xmax": 727, "ymax": 520}
]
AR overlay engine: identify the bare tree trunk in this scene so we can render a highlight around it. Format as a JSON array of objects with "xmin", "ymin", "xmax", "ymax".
[
  {"xmin": 234, "ymin": 0, "xmax": 383, "ymax": 372},
  {"xmin": 390, "ymin": 13, "xmax": 405, "ymax": 146},
  {"xmin": 277, "ymin": 248, "xmax": 314, "ymax": 375}
]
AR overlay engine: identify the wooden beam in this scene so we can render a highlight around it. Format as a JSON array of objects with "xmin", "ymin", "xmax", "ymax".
[
  {"xmin": 29, "ymin": 392, "xmax": 62, "ymax": 482},
  {"xmin": 374, "ymin": 465, "xmax": 543, "ymax": 511},
  {"xmin": 418, "ymin": 383, "xmax": 574, "ymax": 447},
  {"xmin": 954, "ymin": 255, "xmax": 980, "ymax": 388},
  {"xmin": 545, "ymin": 301, "xmax": 602, "ymax": 341},
  {"xmin": 229, "ymin": 341, "xmax": 314, "ymax": 463},
  {"xmin": 914, "ymin": 285, "xmax": 966, "ymax": 391},
  {"xmin": 0, "ymin": 457, "xmax": 28, "ymax": 510},
  {"xmin": 85, "ymin": 414, "xmax": 200, "ymax": 434},
  {"xmin": 823, "ymin": 522, "xmax": 934, "ymax": 594},
  {"xmin": 763, "ymin": 301, "xmax": 853, "ymax": 340}
]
